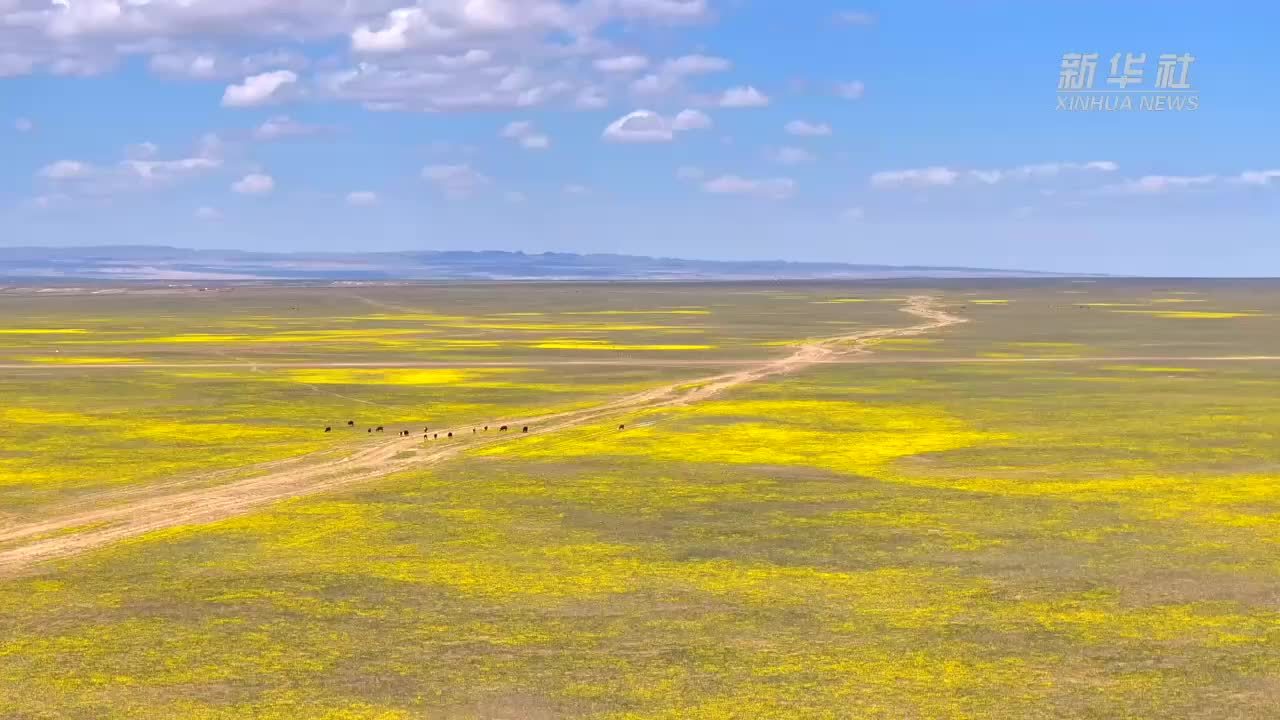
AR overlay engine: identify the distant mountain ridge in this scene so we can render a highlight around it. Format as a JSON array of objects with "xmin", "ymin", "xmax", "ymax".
[{"xmin": 0, "ymin": 246, "xmax": 1089, "ymax": 282}]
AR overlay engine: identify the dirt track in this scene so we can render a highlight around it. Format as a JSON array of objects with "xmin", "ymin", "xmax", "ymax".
[
  {"xmin": 0, "ymin": 296, "xmax": 965, "ymax": 577},
  {"xmin": 4, "ymin": 357, "xmax": 1280, "ymax": 372}
]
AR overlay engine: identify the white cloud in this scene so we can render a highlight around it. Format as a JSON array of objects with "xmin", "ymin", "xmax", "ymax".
[
  {"xmin": 149, "ymin": 51, "xmax": 308, "ymax": 81},
  {"xmin": 222, "ymin": 70, "xmax": 298, "ymax": 108},
  {"xmin": 595, "ymin": 55, "xmax": 650, "ymax": 73},
  {"xmin": 346, "ymin": 1, "xmax": 706, "ymax": 59},
  {"xmin": 501, "ymin": 121, "xmax": 534, "ymax": 138},
  {"xmin": 702, "ymin": 174, "xmax": 796, "ymax": 200},
  {"xmin": 422, "ymin": 164, "xmax": 490, "ymax": 197},
  {"xmin": 501, "ymin": 121, "xmax": 550, "ymax": 149},
  {"xmin": 603, "ymin": 109, "xmax": 711, "ymax": 142},
  {"xmin": 772, "ymin": 147, "xmax": 815, "ymax": 166},
  {"xmin": 0, "ymin": 4, "xmax": 704, "ymax": 114},
  {"xmin": 872, "ymin": 161, "xmax": 1119, "ymax": 189},
  {"xmin": 232, "ymin": 173, "xmax": 275, "ymax": 195},
  {"xmin": 39, "ymin": 160, "xmax": 95, "ymax": 180},
  {"xmin": 615, "ymin": 0, "xmax": 710, "ymax": 21},
  {"xmin": 125, "ymin": 156, "xmax": 221, "ymax": 183},
  {"xmin": 629, "ymin": 53, "xmax": 731, "ymax": 97},
  {"xmin": 575, "ymin": 86, "xmax": 609, "ymax": 109},
  {"xmin": 1101, "ymin": 174, "xmax": 1217, "ymax": 195},
  {"xmin": 346, "ymin": 191, "xmax": 379, "ymax": 206},
  {"xmin": 351, "ymin": 8, "xmax": 449, "ymax": 54},
  {"xmin": 14, "ymin": 117, "xmax": 33, "ymax": 132},
  {"xmin": 434, "ymin": 49, "xmax": 492, "ymax": 68},
  {"xmin": 785, "ymin": 120, "xmax": 832, "ymax": 137},
  {"xmin": 630, "ymin": 73, "xmax": 676, "ymax": 95},
  {"xmin": 671, "ymin": 108, "xmax": 712, "ymax": 131},
  {"xmin": 835, "ymin": 81, "xmax": 866, "ymax": 100},
  {"xmin": 563, "ymin": 183, "xmax": 590, "ymax": 195},
  {"xmin": 126, "ymin": 142, "xmax": 160, "ymax": 159},
  {"xmin": 719, "ymin": 85, "xmax": 769, "ymax": 108},
  {"xmin": 1235, "ymin": 169, "xmax": 1280, "ymax": 186},
  {"xmin": 662, "ymin": 54, "xmax": 731, "ymax": 75},
  {"xmin": 151, "ymin": 53, "xmax": 220, "ymax": 79},
  {"xmin": 974, "ymin": 161, "xmax": 1118, "ymax": 183},
  {"xmin": 49, "ymin": 56, "xmax": 115, "ymax": 77},
  {"xmin": 254, "ymin": 116, "xmax": 327, "ymax": 141},
  {"xmin": 603, "ymin": 110, "xmax": 673, "ymax": 143},
  {"xmin": 834, "ymin": 10, "xmax": 877, "ymax": 25},
  {"xmin": 504, "ymin": 190, "xmax": 528, "ymax": 204},
  {"xmin": 195, "ymin": 206, "xmax": 222, "ymax": 221},
  {"xmin": 871, "ymin": 166, "xmax": 960, "ymax": 189},
  {"xmin": 321, "ymin": 61, "xmax": 574, "ymax": 113},
  {"xmin": 2, "ymin": 0, "xmax": 719, "ymax": 107},
  {"xmin": 38, "ymin": 136, "xmax": 223, "ymax": 197},
  {"xmin": 842, "ymin": 206, "xmax": 866, "ymax": 221},
  {"xmin": 0, "ymin": 54, "xmax": 36, "ymax": 78}
]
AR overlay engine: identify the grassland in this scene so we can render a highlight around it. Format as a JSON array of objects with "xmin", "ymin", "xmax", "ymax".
[{"xmin": 2, "ymin": 280, "xmax": 1280, "ymax": 718}]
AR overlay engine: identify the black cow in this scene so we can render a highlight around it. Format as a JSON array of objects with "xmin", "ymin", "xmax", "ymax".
[
  {"xmin": 484, "ymin": 425, "xmax": 489, "ymax": 431},
  {"xmin": 447, "ymin": 432, "xmax": 453, "ymax": 438},
  {"xmin": 522, "ymin": 426, "xmax": 528, "ymax": 433},
  {"xmin": 619, "ymin": 424, "xmax": 625, "ymax": 430},
  {"xmin": 434, "ymin": 433, "xmax": 438, "ymax": 439},
  {"xmin": 376, "ymin": 426, "xmax": 384, "ymax": 433},
  {"xmin": 500, "ymin": 425, "xmax": 508, "ymax": 432},
  {"xmin": 348, "ymin": 420, "xmax": 355, "ymax": 427},
  {"xmin": 325, "ymin": 427, "xmax": 332, "ymax": 433}
]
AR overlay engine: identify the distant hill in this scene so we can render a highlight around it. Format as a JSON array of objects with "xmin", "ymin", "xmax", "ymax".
[{"xmin": 0, "ymin": 246, "xmax": 1089, "ymax": 282}]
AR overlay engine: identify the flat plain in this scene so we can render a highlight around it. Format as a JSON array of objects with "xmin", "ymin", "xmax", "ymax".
[{"xmin": 2, "ymin": 279, "xmax": 1280, "ymax": 719}]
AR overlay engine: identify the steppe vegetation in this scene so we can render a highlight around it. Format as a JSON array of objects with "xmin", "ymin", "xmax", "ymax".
[{"xmin": 2, "ymin": 280, "xmax": 1279, "ymax": 718}]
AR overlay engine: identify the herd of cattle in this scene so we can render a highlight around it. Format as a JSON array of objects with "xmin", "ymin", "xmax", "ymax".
[{"xmin": 322, "ymin": 421, "xmax": 627, "ymax": 438}]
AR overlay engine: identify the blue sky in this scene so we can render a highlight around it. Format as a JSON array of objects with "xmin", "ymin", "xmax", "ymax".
[{"xmin": 2, "ymin": 0, "xmax": 1277, "ymax": 275}]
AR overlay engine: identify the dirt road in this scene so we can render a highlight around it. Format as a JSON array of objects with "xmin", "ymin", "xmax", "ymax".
[{"xmin": 0, "ymin": 296, "xmax": 965, "ymax": 577}]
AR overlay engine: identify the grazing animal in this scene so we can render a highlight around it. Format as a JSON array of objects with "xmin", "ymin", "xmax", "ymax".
[
  {"xmin": 368, "ymin": 428, "xmax": 372, "ymax": 433},
  {"xmin": 500, "ymin": 425, "xmax": 508, "ymax": 432},
  {"xmin": 522, "ymin": 426, "xmax": 528, "ymax": 433},
  {"xmin": 434, "ymin": 433, "xmax": 438, "ymax": 439},
  {"xmin": 325, "ymin": 427, "xmax": 332, "ymax": 433},
  {"xmin": 448, "ymin": 432, "xmax": 453, "ymax": 438},
  {"xmin": 376, "ymin": 426, "xmax": 384, "ymax": 433},
  {"xmin": 619, "ymin": 424, "xmax": 625, "ymax": 430},
  {"xmin": 347, "ymin": 420, "xmax": 355, "ymax": 427}
]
